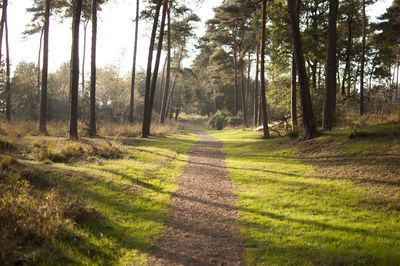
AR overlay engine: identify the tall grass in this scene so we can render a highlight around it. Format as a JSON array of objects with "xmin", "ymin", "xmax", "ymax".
[{"xmin": 0, "ymin": 120, "xmax": 177, "ymax": 138}]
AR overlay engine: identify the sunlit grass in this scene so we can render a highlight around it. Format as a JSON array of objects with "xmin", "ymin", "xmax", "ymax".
[
  {"xmin": 211, "ymin": 126, "xmax": 400, "ymax": 265},
  {"xmin": 1, "ymin": 129, "xmax": 199, "ymax": 264}
]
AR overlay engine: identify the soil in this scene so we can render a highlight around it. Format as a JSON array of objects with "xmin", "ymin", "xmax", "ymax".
[{"xmin": 149, "ymin": 123, "xmax": 246, "ymax": 265}]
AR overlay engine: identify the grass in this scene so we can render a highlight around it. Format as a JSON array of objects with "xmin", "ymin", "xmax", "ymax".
[
  {"xmin": 0, "ymin": 125, "xmax": 199, "ymax": 265},
  {"xmin": 210, "ymin": 123, "xmax": 400, "ymax": 265}
]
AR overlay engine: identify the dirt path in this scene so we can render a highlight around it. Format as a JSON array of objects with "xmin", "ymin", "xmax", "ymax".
[{"xmin": 149, "ymin": 123, "xmax": 245, "ymax": 265}]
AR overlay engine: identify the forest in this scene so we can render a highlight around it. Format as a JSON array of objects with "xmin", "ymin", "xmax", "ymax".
[{"xmin": 0, "ymin": 0, "xmax": 399, "ymax": 265}]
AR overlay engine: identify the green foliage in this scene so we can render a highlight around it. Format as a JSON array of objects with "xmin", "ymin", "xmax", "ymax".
[{"xmin": 207, "ymin": 110, "xmax": 243, "ymax": 130}]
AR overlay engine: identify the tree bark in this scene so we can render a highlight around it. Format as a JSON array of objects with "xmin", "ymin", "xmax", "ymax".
[
  {"xmin": 0, "ymin": 0, "xmax": 7, "ymax": 65},
  {"xmin": 260, "ymin": 0, "xmax": 270, "ymax": 139},
  {"xmin": 129, "ymin": 0, "xmax": 139, "ymax": 124},
  {"xmin": 287, "ymin": 0, "xmax": 317, "ymax": 140},
  {"xmin": 158, "ymin": 58, "xmax": 167, "ymax": 112},
  {"xmin": 5, "ymin": 15, "xmax": 10, "ymax": 121},
  {"xmin": 396, "ymin": 60, "xmax": 399, "ymax": 101},
  {"xmin": 37, "ymin": 29, "xmax": 43, "ymax": 97},
  {"xmin": 160, "ymin": 2, "xmax": 171, "ymax": 124},
  {"xmin": 141, "ymin": 0, "xmax": 162, "ymax": 138},
  {"xmin": 241, "ymin": 69, "xmax": 248, "ymax": 127},
  {"xmin": 69, "ymin": 0, "xmax": 83, "ymax": 140},
  {"xmin": 291, "ymin": 51, "xmax": 297, "ymax": 128},
  {"xmin": 360, "ymin": 0, "xmax": 366, "ymax": 115},
  {"xmin": 322, "ymin": 0, "xmax": 338, "ymax": 131},
  {"xmin": 39, "ymin": 0, "xmax": 50, "ymax": 133},
  {"xmin": 253, "ymin": 23, "xmax": 259, "ymax": 127},
  {"xmin": 89, "ymin": 0, "xmax": 97, "ymax": 137},
  {"xmin": 341, "ymin": 16, "xmax": 352, "ymax": 96},
  {"xmin": 233, "ymin": 49, "xmax": 238, "ymax": 115},
  {"xmin": 144, "ymin": 0, "xmax": 168, "ymax": 136},
  {"xmin": 81, "ymin": 20, "xmax": 88, "ymax": 92}
]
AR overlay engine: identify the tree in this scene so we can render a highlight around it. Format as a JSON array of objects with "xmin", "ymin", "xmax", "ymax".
[
  {"xmin": 287, "ymin": 0, "xmax": 317, "ymax": 139},
  {"xmin": 69, "ymin": 0, "xmax": 83, "ymax": 140},
  {"xmin": 360, "ymin": 0, "xmax": 366, "ymax": 115},
  {"xmin": 89, "ymin": 0, "xmax": 97, "ymax": 137},
  {"xmin": 129, "ymin": 0, "xmax": 140, "ymax": 124},
  {"xmin": 39, "ymin": 0, "xmax": 50, "ymax": 133},
  {"xmin": 0, "ymin": 0, "xmax": 7, "ymax": 65},
  {"xmin": 260, "ymin": 0, "xmax": 270, "ymax": 139},
  {"xmin": 160, "ymin": 1, "xmax": 171, "ymax": 124},
  {"xmin": 141, "ymin": 0, "xmax": 162, "ymax": 138},
  {"xmin": 322, "ymin": 0, "xmax": 339, "ymax": 130},
  {"xmin": 143, "ymin": 0, "xmax": 168, "ymax": 137}
]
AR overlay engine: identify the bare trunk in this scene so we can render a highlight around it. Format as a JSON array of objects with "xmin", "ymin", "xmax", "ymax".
[
  {"xmin": 5, "ymin": 15, "xmax": 10, "ymax": 121},
  {"xmin": 158, "ymin": 58, "xmax": 167, "ymax": 113},
  {"xmin": 288, "ymin": 0, "xmax": 317, "ymax": 139},
  {"xmin": 0, "ymin": 0, "xmax": 7, "ymax": 65},
  {"xmin": 253, "ymin": 23, "xmax": 259, "ymax": 126},
  {"xmin": 89, "ymin": 0, "xmax": 97, "ymax": 137},
  {"xmin": 142, "ymin": 0, "xmax": 166, "ymax": 137},
  {"xmin": 322, "ymin": 0, "xmax": 338, "ymax": 131},
  {"xmin": 341, "ymin": 16, "xmax": 352, "ymax": 96},
  {"xmin": 160, "ymin": 2, "xmax": 171, "ymax": 124},
  {"xmin": 81, "ymin": 20, "xmax": 88, "ymax": 92},
  {"xmin": 396, "ymin": 60, "xmax": 399, "ymax": 101},
  {"xmin": 129, "ymin": 0, "xmax": 139, "ymax": 124},
  {"xmin": 233, "ymin": 49, "xmax": 238, "ymax": 115},
  {"xmin": 360, "ymin": 0, "xmax": 366, "ymax": 115},
  {"xmin": 260, "ymin": 0, "xmax": 270, "ymax": 138},
  {"xmin": 241, "ymin": 71, "xmax": 248, "ymax": 127},
  {"xmin": 37, "ymin": 29, "xmax": 43, "ymax": 96},
  {"xmin": 39, "ymin": 0, "xmax": 50, "ymax": 133},
  {"xmin": 291, "ymin": 51, "xmax": 297, "ymax": 128},
  {"xmin": 69, "ymin": 0, "xmax": 83, "ymax": 140}
]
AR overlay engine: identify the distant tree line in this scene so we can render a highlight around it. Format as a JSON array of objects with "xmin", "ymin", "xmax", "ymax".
[{"xmin": 0, "ymin": 0, "xmax": 399, "ymax": 140}]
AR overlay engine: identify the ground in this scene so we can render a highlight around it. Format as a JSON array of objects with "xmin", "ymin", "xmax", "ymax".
[{"xmin": 1, "ymin": 122, "xmax": 399, "ymax": 265}]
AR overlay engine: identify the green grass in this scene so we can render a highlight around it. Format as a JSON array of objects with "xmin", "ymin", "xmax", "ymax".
[
  {"xmin": 210, "ymin": 125, "xmax": 400, "ymax": 265},
  {"xmin": 4, "ymin": 131, "xmax": 199, "ymax": 265}
]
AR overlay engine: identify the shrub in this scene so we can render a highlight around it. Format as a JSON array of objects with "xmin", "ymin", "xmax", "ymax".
[
  {"xmin": 0, "ymin": 155, "xmax": 16, "ymax": 170},
  {"xmin": 208, "ymin": 110, "xmax": 243, "ymax": 130},
  {"xmin": 0, "ymin": 137, "xmax": 14, "ymax": 152}
]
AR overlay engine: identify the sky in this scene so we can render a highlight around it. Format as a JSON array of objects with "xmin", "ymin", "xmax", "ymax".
[{"xmin": 5, "ymin": 0, "xmax": 394, "ymax": 76}]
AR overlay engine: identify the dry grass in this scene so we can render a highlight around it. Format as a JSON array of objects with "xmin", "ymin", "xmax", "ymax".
[
  {"xmin": 0, "ymin": 120, "xmax": 178, "ymax": 139},
  {"xmin": 31, "ymin": 140, "xmax": 123, "ymax": 163},
  {"xmin": 98, "ymin": 121, "xmax": 177, "ymax": 137},
  {"xmin": 336, "ymin": 102, "xmax": 400, "ymax": 129},
  {"xmin": 0, "ymin": 170, "xmax": 96, "ymax": 264}
]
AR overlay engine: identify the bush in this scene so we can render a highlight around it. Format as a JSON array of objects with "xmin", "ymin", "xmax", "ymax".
[{"xmin": 208, "ymin": 110, "xmax": 243, "ymax": 130}]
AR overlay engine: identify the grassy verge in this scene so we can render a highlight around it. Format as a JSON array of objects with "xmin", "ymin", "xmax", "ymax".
[
  {"xmin": 0, "ymin": 126, "xmax": 198, "ymax": 265},
  {"xmin": 210, "ymin": 124, "xmax": 400, "ymax": 265}
]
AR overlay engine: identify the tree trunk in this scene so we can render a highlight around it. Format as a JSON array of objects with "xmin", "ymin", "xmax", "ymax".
[
  {"xmin": 89, "ymin": 0, "xmax": 97, "ymax": 137},
  {"xmin": 160, "ymin": 2, "xmax": 171, "ymax": 124},
  {"xmin": 287, "ymin": 0, "xmax": 317, "ymax": 140},
  {"xmin": 145, "ymin": 0, "xmax": 168, "ymax": 136},
  {"xmin": 158, "ymin": 58, "xmax": 167, "ymax": 113},
  {"xmin": 69, "ymin": 0, "xmax": 83, "ymax": 140},
  {"xmin": 141, "ymin": 0, "xmax": 162, "ymax": 138},
  {"xmin": 241, "ymin": 69, "xmax": 248, "ymax": 127},
  {"xmin": 5, "ymin": 15, "xmax": 10, "ymax": 121},
  {"xmin": 253, "ymin": 23, "xmax": 259, "ymax": 127},
  {"xmin": 129, "ymin": 0, "xmax": 139, "ymax": 124},
  {"xmin": 360, "ymin": 0, "xmax": 366, "ymax": 115},
  {"xmin": 322, "ymin": 0, "xmax": 338, "ymax": 131},
  {"xmin": 260, "ymin": 0, "xmax": 270, "ymax": 139},
  {"xmin": 291, "ymin": 51, "xmax": 297, "ymax": 128},
  {"xmin": 233, "ymin": 49, "xmax": 238, "ymax": 115},
  {"xmin": 247, "ymin": 51, "xmax": 251, "ymax": 110},
  {"xmin": 37, "ymin": 29, "xmax": 43, "ymax": 97},
  {"xmin": 39, "ymin": 0, "xmax": 50, "ymax": 133},
  {"xmin": 81, "ymin": 20, "xmax": 88, "ymax": 92},
  {"xmin": 0, "ymin": 0, "xmax": 7, "ymax": 65},
  {"xmin": 341, "ymin": 16, "xmax": 352, "ymax": 96},
  {"xmin": 396, "ymin": 60, "xmax": 399, "ymax": 101}
]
